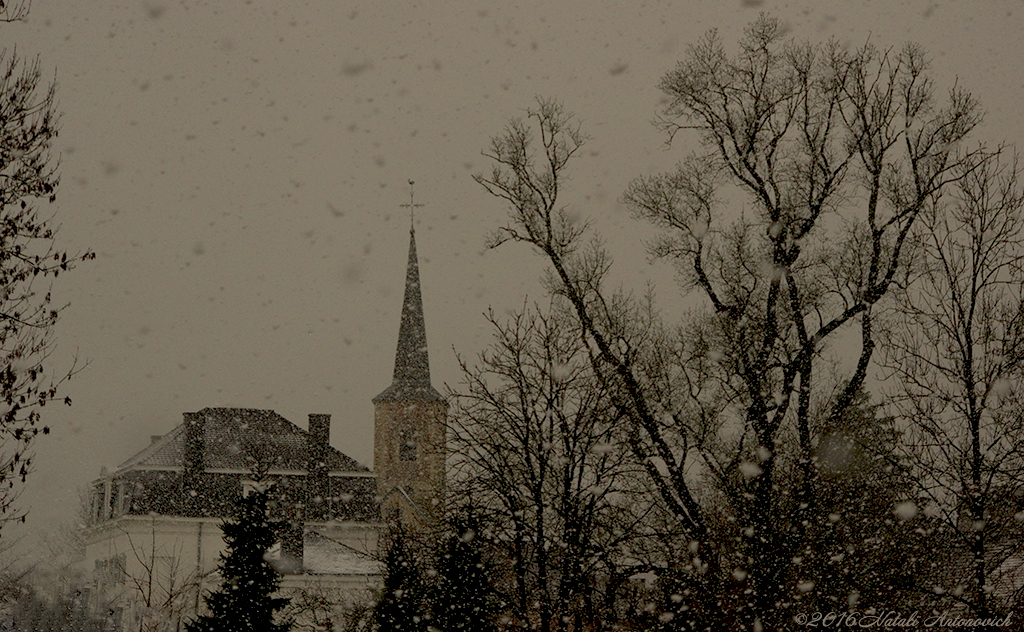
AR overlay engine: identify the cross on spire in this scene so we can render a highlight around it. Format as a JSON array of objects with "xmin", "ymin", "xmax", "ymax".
[{"xmin": 399, "ymin": 180, "xmax": 424, "ymax": 231}]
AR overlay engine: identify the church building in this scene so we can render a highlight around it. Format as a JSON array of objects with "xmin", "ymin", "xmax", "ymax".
[{"xmin": 82, "ymin": 212, "xmax": 446, "ymax": 629}]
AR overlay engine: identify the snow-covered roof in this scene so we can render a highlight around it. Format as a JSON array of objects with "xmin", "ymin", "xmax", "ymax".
[
  {"xmin": 115, "ymin": 407, "xmax": 369, "ymax": 473},
  {"xmin": 301, "ymin": 530, "xmax": 381, "ymax": 576}
]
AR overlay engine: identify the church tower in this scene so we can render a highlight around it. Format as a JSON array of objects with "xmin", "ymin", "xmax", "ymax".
[{"xmin": 373, "ymin": 195, "xmax": 446, "ymax": 529}]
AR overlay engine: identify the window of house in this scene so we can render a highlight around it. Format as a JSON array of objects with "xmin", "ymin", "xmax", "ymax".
[
  {"xmin": 95, "ymin": 554, "xmax": 126, "ymax": 588},
  {"xmin": 154, "ymin": 556, "xmax": 176, "ymax": 588},
  {"xmin": 92, "ymin": 487, "xmax": 104, "ymax": 523},
  {"xmin": 121, "ymin": 482, "xmax": 134, "ymax": 515}
]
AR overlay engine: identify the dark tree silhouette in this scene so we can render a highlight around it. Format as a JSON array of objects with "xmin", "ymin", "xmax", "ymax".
[
  {"xmin": 373, "ymin": 525, "xmax": 429, "ymax": 632},
  {"xmin": 448, "ymin": 303, "xmax": 640, "ymax": 632},
  {"xmin": 430, "ymin": 513, "xmax": 501, "ymax": 632},
  {"xmin": 185, "ymin": 488, "xmax": 291, "ymax": 632},
  {"xmin": 884, "ymin": 150, "xmax": 1024, "ymax": 624},
  {"xmin": 476, "ymin": 15, "xmax": 985, "ymax": 630}
]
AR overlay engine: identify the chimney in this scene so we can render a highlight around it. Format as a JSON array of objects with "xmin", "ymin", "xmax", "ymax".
[
  {"xmin": 307, "ymin": 414, "xmax": 330, "ymax": 521},
  {"xmin": 182, "ymin": 412, "xmax": 205, "ymax": 516},
  {"xmin": 309, "ymin": 413, "xmax": 330, "ymax": 449}
]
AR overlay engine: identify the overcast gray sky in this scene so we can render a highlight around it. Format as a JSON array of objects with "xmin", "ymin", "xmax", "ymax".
[{"xmin": 4, "ymin": 0, "xmax": 1024, "ymax": 553}]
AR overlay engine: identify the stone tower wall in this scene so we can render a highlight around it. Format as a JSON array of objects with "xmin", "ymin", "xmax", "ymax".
[{"xmin": 374, "ymin": 400, "xmax": 446, "ymax": 528}]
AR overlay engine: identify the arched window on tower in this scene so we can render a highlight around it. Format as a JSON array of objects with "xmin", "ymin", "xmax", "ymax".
[{"xmin": 399, "ymin": 428, "xmax": 418, "ymax": 461}]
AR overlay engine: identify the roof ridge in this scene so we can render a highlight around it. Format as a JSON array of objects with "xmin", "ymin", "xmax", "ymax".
[
  {"xmin": 106, "ymin": 408, "xmax": 370, "ymax": 476},
  {"xmin": 115, "ymin": 422, "xmax": 186, "ymax": 472}
]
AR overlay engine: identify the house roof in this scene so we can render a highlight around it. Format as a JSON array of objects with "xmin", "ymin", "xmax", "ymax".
[{"xmin": 116, "ymin": 407, "xmax": 369, "ymax": 474}]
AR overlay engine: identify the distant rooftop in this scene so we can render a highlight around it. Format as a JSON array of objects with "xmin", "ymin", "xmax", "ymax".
[{"xmin": 115, "ymin": 407, "xmax": 369, "ymax": 474}]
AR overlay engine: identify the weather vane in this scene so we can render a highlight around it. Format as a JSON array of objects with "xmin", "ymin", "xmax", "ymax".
[{"xmin": 399, "ymin": 179, "xmax": 424, "ymax": 231}]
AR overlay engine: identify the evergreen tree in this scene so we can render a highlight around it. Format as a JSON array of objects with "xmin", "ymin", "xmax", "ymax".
[
  {"xmin": 373, "ymin": 525, "xmax": 428, "ymax": 632},
  {"xmin": 186, "ymin": 488, "xmax": 291, "ymax": 632},
  {"xmin": 803, "ymin": 390, "xmax": 935, "ymax": 613},
  {"xmin": 430, "ymin": 515, "xmax": 500, "ymax": 632}
]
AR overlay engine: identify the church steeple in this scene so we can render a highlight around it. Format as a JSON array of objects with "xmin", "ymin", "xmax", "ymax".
[
  {"xmin": 373, "ymin": 186, "xmax": 442, "ymax": 403},
  {"xmin": 373, "ymin": 183, "xmax": 447, "ymax": 529},
  {"xmin": 392, "ymin": 227, "xmax": 431, "ymax": 385}
]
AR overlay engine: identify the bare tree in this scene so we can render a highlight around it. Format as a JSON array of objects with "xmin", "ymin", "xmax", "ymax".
[
  {"xmin": 883, "ymin": 149, "xmax": 1024, "ymax": 622},
  {"xmin": 0, "ymin": 5, "xmax": 94, "ymax": 530},
  {"xmin": 280, "ymin": 581, "xmax": 373, "ymax": 632},
  {"xmin": 34, "ymin": 486, "xmax": 93, "ymax": 567},
  {"xmin": 476, "ymin": 15, "xmax": 983, "ymax": 629},
  {"xmin": 6, "ymin": 531, "xmax": 113, "ymax": 632},
  {"xmin": 0, "ymin": 1, "xmax": 30, "ymax": 22},
  {"xmin": 119, "ymin": 517, "xmax": 204, "ymax": 632},
  {"xmin": 449, "ymin": 302, "xmax": 646, "ymax": 632}
]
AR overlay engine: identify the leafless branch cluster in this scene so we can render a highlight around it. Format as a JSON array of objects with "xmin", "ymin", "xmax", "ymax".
[
  {"xmin": 882, "ymin": 148, "xmax": 1024, "ymax": 618},
  {"xmin": 0, "ymin": 1, "xmax": 30, "ymax": 23},
  {"xmin": 0, "ymin": 45, "xmax": 94, "ymax": 530},
  {"xmin": 448, "ymin": 301, "xmax": 650, "ymax": 630},
  {"xmin": 120, "ymin": 519, "xmax": 204, "ymax": 632},
  {"xmin": 472, "ymin": 14, "xmax": 1012, "ymax": 630}
]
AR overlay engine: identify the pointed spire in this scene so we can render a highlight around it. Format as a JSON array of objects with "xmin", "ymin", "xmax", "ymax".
[
  {"xmin": 374, "ymin": 185, "xmax": 443, "ymax": 404},
  {"xmin": 392, "ymin": 227, "xmax": 430, "ymax": 385}
]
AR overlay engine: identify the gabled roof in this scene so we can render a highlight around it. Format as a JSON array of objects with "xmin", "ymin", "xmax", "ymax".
[{"xmin": 116, "ymin": 407, "xmax": 368, "ymax": 474}]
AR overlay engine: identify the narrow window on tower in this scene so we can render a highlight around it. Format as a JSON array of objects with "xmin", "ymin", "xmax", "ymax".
[{"xmin": 400, "ymin": 428, "xmax": 418, "ymax": 461}]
